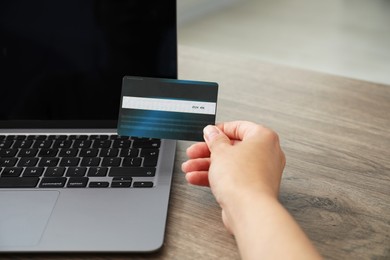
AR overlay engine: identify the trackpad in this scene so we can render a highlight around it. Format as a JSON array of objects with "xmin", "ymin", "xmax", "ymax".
[{"xmin": 0, "ymin": 191, "xmax": 59, "ymax": 247}]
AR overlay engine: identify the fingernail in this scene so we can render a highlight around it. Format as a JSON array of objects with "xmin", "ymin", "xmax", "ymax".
[
  {"xmin": 181, "ymin": 161, "xmax": 187, "ymax": 172},
  {"xmin": 203, "ymin": 125, "xmax": 219, "ymax": 141}
]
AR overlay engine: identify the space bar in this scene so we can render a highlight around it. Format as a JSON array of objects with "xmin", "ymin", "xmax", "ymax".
[
  {"xmin": 109, "ymin": 167, "xmax": 156, "ymax": 177},
  {"xmin": 0, "ymin": 177, "xmax": 40, "ymax": 188}
]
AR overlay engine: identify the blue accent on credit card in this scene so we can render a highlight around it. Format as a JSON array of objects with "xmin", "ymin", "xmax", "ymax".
[{"xmin": 117, "ymin": 77, "xmax": 218, "ymax": 141}]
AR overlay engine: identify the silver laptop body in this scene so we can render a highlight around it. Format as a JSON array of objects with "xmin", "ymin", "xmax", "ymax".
[{"xmin": 0, "ymin": 0, "xmax": 177, "ymax": 252}]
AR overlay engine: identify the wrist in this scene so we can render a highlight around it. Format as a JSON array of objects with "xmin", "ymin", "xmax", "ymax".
[
  {"xmin": 220, "ymin": 189, "xmax": 280, "ymax": 235},
  {"xmin": 221, "ymin": 189, "xmax": 322, "ymax": 260}
]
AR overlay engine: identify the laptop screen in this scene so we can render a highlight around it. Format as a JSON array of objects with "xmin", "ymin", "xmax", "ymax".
[{"xmin": 0, "ymin": 0, "xmax": 177, "ymax": 128}]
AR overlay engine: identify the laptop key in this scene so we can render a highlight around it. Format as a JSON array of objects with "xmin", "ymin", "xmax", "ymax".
[
  {"xmin": 133, "ymin": 182, "xmax": 154, "ymax": 188},
  {"xmin": 0, "ymin": 148, "xmax": 18, "ymax": 157},
  {"xmin": 17, "ymin": 157, "xmax": 39, "ymax": 167},
  {"xmin": 38, "ymin": 158, "xmax": 59, "ymax": 167},
  {"xmin": 66, "ymin": 167, "xmax": 87, "ymax": 177},
  {"xmin": 90, "ymin": 135, "xmax": 109, "ymax": 140},
  {"xmin": 18, "ymin": 148, "xmax": 38, "ymax": 157},
  {"xmin": 59, "ymin": 158, "xmax": 80, "ymax": 167},
  {"xmin": 0, "ymin": 141, "xmax": 14, "ymax": 149},
  {"xmin": 143, "ymin": 156, "xmax": 158, "ymax": 167},
  {"xmin": 101, "ymin": 157, "xmax": 121, "ymax": 167},
  {"xmin": 120, "ymin": 148, "xmax": 139, "ymax": 157},
  {"xmin": 110, "ymin": 135, "xmax": 129, "ymax": 140},
  {"xmin": 112, "ymin": 177, "xmax": 132, "ymax": 182},
  {"xmin": 2, "ymin": 167, "xmax": 23, "ymax": 177},
  {"xmin": 38, "ymin": 135, "xmax": 48, "ymax": 140},
  {"xmin": 0, "ymin": 177, "xmax": 39, "ymax": 188},
  {"xmin": 111, "ymin": 182, "xmax": 131, "ymax": 188},
  {"xmin": 79, "ymin": 148, "xmax": 98, "ymax": 157},
  {"xmin": 89, "ymin": 181, "xmax": 109, "ymax": 188},
  {"xmin": 5, "ymin": 135, "xmax": 26, "ymax": 140},
  {"xmin": 53, "ymin": 140, "xmax": 72, "ymax": 148},
  {"xmin": 32, "ymin": 140, "xmax": 53, "ymax": 148},
  {"xmin": 59, "ymin": 148, "xmax": 79, "ymax": 157},
  {"xmin": 44, "ymin": 167, "xmax": 66, "ymax": 177},
  {"xmin": 80, "ymin": 157, "xmax": 100, "ymax": 166},
  {"xmin": 109, "ymin": 167, "xmax": 155, "ymax": 177},
  {"xmin": 132, "ymin": 139, "xmax": 160, "ymax": 149},
  {"xmin": 13, "ymin": 140, "xmax": 33, "ymax": 148},
  {"xmin": 23, "ymin": 167, "xmax": 44, "ymax": 177},
  {"xmin": 75, "ymin": 135, "xmax": 88, "ymax": 140},
  {"xmin": 48, "ymin": 135, "xmax": 67, "ymax": 140},
  {"xmin": 141, "ymin": 149, "xmax": 159, "ymax": 157},
  {"xmin": 113, "ymin": 140, "xmax": 131, "ymax": 148},
  {"xmin": 87, "ymin": 167, "xmax": 108, "ymax": 177},
  {"xmin": 100, "ymin": 148, "xmax": 119, "ymax": 157},
  {"xmin": 73, "ymin": 140, "xmax": 92, "ymax": 148},
  {"xmin": 38, "ymin": 148, "xmax": 59, "ymax": 157},
  {"xmin": 67, "ymin": 177, "xmax": 89, "ymax": 188},
  {"xmin": 112, "ymin": 177, "xmax": 132, "ymax": 188},
  {"xmin": 92, "ymin": 140, "xmax": 111, "ymax": 148},
  {"xmin": 39, "ymin": 177, "xmax": 67, "ymax": 188},
  {"xmin": 122, "ymin": 157, "xmax": 142, "ymax": 167},
  {"xmin": 0, "ymin": 158, "xmax": 18, "ymax": 167}
]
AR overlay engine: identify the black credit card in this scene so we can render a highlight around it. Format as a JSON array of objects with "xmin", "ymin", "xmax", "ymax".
[{"xmin": 117, "ymin": 76, "xmax": 218, "ymax": 141}]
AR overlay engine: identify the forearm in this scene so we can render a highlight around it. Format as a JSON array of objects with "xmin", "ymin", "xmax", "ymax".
[{"xmin": 225, "ymin": 192, "xmax": 321, "ymax": 260}]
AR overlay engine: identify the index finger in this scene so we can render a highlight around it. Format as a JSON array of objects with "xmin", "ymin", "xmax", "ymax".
[
  {"xmin": 186, "ymin": 142, "xmax": 210, "ymax": 159},
  {"xmin": 216, "ymin": 121, "xmax": 268, "ymax": 141}
]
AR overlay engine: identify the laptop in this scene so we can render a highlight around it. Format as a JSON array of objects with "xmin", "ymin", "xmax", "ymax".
[{"xmin": 0, "ymin": 0, "xmax": 177, "ymax": 252}]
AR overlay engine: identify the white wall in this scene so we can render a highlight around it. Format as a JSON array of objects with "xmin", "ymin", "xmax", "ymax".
[{"xmin": 177, "ymin": 0, "xmax": 243, "ymax": 25}]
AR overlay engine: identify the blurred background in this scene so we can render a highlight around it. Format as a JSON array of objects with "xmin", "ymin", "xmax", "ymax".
[{"xmin": 177, "ymin": 0, "xmax": 390, "ymax": 85}]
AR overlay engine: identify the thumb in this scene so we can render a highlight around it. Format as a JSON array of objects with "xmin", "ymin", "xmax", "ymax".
[{"xmin": 203, "ymin": 125, "xmax": 231, "ymax": 152}]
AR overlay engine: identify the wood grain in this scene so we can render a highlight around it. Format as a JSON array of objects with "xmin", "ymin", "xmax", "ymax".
[
  {"xmin": 178, "ymin": 46, "xmax": 390, "ymax": 259},
  {"xmin": 2, "ymin": 46, "xmax": 389, "ymax": 259}
]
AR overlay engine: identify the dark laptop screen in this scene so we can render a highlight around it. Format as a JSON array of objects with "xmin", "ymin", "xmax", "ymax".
[{"xmin": 0, "ymin": 0, "xmax": 177, "ymax": 128}]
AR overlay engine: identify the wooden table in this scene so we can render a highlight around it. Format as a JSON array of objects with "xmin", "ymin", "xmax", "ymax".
[{"xmin": 3, "ymin": 46, "xmax": 390, "ymax": 259}]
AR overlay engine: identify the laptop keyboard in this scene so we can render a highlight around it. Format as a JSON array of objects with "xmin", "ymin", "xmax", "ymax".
[{"xmin": 0, "ymin": 135, "xmax": 160, "ymax": 188}]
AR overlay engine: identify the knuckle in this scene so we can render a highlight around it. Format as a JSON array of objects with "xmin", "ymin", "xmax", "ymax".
[{"xmin": 258, "ymin": 126, "xmax": 279, "ymax": 143}]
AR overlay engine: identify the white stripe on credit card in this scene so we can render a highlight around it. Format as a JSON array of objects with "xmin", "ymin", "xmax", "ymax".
[{"xmin": 122, "ymin": 96, "xmax": 216, "ymax": 115}]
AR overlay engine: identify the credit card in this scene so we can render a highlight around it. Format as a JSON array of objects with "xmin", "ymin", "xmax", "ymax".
[{"xmin": 117, "ymin": 76, "xmax": 218, "ymax": 141}]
